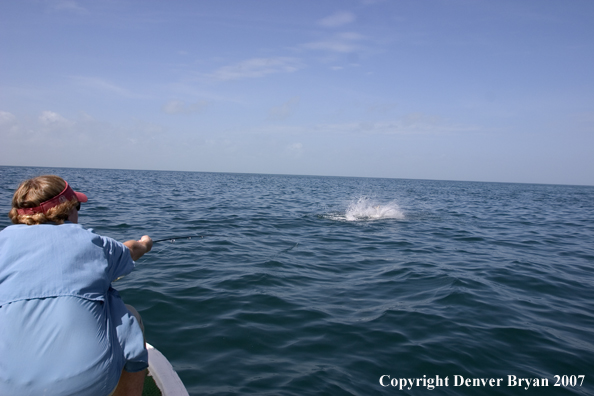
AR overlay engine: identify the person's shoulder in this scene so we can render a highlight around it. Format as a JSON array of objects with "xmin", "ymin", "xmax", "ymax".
[
  {"xmin": 91, "ymin": 231, "xmax": 127, "ymax": 250},
  {"xmin": 60, "ymin": 222, "xmax": 99, "ymax": 235},
  {"xmin": 51, "ymin": 223, "xmax": 108, "ymax": 248},
  {"xmin": 0, "ymin": 224, "xmax": 32, "ymax": 238},
  {"xmin": 1, "ymin": 224, "xmax": 28, "ymax": 231},
  {"xmin": 53, "ymin": 222, "xmax": 91, "ymax": 235}
]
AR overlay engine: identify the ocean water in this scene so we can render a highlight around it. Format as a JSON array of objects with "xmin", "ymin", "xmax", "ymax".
[{"xmin": 1, "ymin": 166, "xmax": 593, "ymax": 396}]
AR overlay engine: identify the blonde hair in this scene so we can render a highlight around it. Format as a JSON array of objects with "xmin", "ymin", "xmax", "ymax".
[{"xmin": 8, "ymin": 175, "xmax": 78, "ymax": 225}]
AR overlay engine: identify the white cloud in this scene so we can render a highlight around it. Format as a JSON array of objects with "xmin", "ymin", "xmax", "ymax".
[
  {"xmin": 0, "ymin": 111, "xmax": 16, "ymax": 124},
  {"xmin": 286, "ymin": 142, "xmax": 304, "ymax": 159},
  {"xmin": 1, "ymin": 110, "xmax": 173, "ymax": 169},
  {"xmin": 39, "ymin": 111, "xmax": 71, "ymax": 126},
  {"xmin": 210, "ymin": 57, "xmax": 303, "ymax": 81},
  {"xmin": 319, "ymin": 113, "xmax": 480, "ymax": 135},
  {"xmin": 318, "ymin": 11, "xmax": 356, "ymax": 28},
  {"xmin": 162, "ymin": 100, "xmax": 209, "ymax": 114},
  {"xmin": 48, "ymin": 0, "xmax": 88, "ymax": 13},
  {"xmin": 303, "ymin": 32, "xmax": 365, "ymax": 53},
  {"xmin": 0, "ymin": 111, "xmax": 19, "ymax": 139},
  {"xmin": 249, "ymin": 112, "xmax": 478, "ymax": 137},
  {"xmin": 269, "ymin": 97, "xmax": 300, "ymax": 120},
  {"xmin": 72, "ymin": 76, "xmax": 142, "ymax": 98}
]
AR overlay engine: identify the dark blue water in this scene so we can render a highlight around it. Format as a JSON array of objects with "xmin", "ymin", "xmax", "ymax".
[{"xmin": 1, "ymin": 166, "xmax": 593, "ymax": 396}]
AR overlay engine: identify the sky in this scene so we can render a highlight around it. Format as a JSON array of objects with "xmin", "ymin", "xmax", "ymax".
[{"xmin": 1, "ymin": 0, "xmax": 593, "ymax": 185}]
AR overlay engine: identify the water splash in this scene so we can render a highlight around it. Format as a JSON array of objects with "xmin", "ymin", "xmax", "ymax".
[{"xmin": 324, "ymin": 197, "xmax": 405, "ymax": 221}]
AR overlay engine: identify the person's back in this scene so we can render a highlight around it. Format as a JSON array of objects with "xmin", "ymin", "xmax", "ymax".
[{"xmin": 0, "ymin": 176, "xmax": 152, "ymax": 396}]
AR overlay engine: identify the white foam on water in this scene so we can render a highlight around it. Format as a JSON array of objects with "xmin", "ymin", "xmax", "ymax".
[{"xmin": 324, "ymin": 197, "xmax": 405, "ymax": 221}]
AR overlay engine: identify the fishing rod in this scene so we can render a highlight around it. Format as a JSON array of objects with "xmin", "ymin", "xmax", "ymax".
[
  {"xmin": 111, "ymin": 234, "xmax": 212, "ymax": 280},
  {"xmin": 152, "ymin": 235, "xmax": 206, "ymax": 243}
]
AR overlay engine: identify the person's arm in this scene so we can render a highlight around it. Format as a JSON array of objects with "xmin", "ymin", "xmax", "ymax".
[{"xmin": 124, "ymin": 235, "xmax": 153, "ymax": 261}]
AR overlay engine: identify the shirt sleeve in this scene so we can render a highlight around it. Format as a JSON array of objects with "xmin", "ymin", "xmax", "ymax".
[
  {"xmin": 100, "ymin": 236, "xmax": 135, "ymax": 282},
  {"xmin": 108, "ymin": 289, "xmax": 149, "ymax": 372}
]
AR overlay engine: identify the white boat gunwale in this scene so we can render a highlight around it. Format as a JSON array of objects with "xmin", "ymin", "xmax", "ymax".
[{"xmin": 146, "ymin": 343, "xmax": 189, "ymax": 396}]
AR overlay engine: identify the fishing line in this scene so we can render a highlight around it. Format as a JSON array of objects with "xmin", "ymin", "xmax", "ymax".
[
  {"xmin": 127, "ymin": 234, "xmax": 210, "ymax": 268},
  {"xmin": 152, "ymin": 235, "xmax": 206, "ymax": 243}
]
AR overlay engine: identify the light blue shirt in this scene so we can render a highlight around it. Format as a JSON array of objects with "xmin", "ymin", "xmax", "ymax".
[{"xmin": 0, "ymin": 223, "xmax": 148, "ymax": 396}]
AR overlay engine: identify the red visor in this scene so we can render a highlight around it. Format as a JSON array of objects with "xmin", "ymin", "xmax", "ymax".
[{"xmin": 16, "ymin": 181, "xmax": 88, "ymax": 215}]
